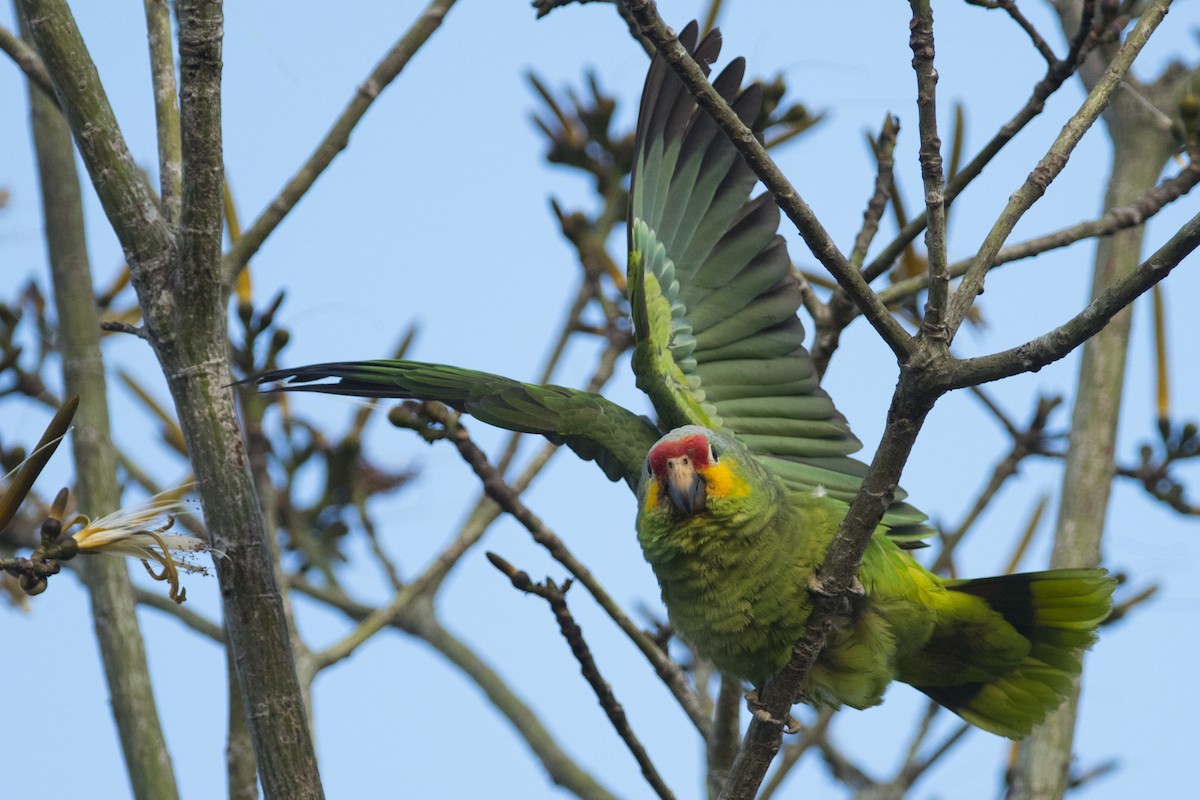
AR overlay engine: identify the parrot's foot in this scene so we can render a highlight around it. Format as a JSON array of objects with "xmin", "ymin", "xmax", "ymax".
[
  {"xmin": 744, "ymin": 690, "xmax": 802, "ymax": 734},
  {"xmin": 807, "ymin": 574, "xmax": 865, "ymax": 598}
]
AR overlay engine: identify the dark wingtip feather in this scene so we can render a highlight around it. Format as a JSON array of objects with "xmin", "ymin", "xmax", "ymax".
[{"xmin": 247, "ymin": 362, "xmax": 402, "ymax": 397}]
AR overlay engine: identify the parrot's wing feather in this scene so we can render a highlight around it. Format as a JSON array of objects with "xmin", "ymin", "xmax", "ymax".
[
  {"xmin": 628, "ymin": 22, "xmax": 930, "ymax": 538},
  {"xmin": 250, "ymin": 361, "xmax": 659, "ymax": 489}
]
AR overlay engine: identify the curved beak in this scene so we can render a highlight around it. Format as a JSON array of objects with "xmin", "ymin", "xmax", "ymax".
[{"xmin": 664, "ymin": 458, "xmax": 706, "ymax": 517}]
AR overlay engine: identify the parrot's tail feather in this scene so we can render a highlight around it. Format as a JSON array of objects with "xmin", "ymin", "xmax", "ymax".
[
  {"xmin": 248, "ymin": 359, "xmax": 661, "ymax": 487},
  {"xmin": 916, "ymin": 569, "xmax": 1116, "ymax": 739}
]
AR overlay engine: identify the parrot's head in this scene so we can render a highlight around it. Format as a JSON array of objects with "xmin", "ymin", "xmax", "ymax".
[{"xmin": 641, "ymin": 426, "xmax": 751, "ymax": 519}]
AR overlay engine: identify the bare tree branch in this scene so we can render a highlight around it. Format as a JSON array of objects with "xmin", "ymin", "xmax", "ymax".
[
  {"xmin": 908, "ymin": 1, "xmax": 951, "ymax": 339},
  {"xmin": 408, "ymin": 402, "xmax": 714, "ymax": 739},
  {"xmin": 944, "ymin": 1, "xmax": 1171, "ymax": 337},
  {"xmin": 291, "ymin": 576, "xmax": 620, "ymax": 800},
  {"xmin": 223, "ymin": 0, "xmax": 458, "ymax": 284},
  {"xmin": 619, "ymin": 0, "xmax": 915, "ymax": 363},
  {"xmin": 0, "ymin": 21, "xmax": 55, "ymax": 100},
  {"xmin": 877, "ymin": 157, "xmax": 1200, "ymax": 305},
  {"xmin": 945, "ymin": 207, "xmax": 1200, "ymax": 389},
  {"xmin": 23, "ymin": 9, "xmax": 180, "ymax": 791},
  {"xmin": 488, "ymin": 552, "xmax": 676, "ymax": 800},
  {"xmin": 143, "ymin": 0, "xmax": 182, "ymax": 225},
  {"xmin": 859, "ymin": 0, "xmax": 1103, "ymax": 284}
]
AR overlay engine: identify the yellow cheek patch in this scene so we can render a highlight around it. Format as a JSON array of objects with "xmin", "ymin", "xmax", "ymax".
[
  {"xmin": 702, "ymin": 460, "xmax": 750, "ymax": 500},
  {"xmin": 645, "ymin": 479, "xmax": 660, "ymax": 508}
]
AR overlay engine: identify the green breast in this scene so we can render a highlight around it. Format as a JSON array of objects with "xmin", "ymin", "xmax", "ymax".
[{"xmin": 636, "ymin": 495, "xmax": 815, "ymax": 685}]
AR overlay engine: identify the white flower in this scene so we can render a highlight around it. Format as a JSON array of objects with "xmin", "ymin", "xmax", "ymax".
[{"xmin": 69, "ymin": 487, "xmax": 217, "ymax": 603}]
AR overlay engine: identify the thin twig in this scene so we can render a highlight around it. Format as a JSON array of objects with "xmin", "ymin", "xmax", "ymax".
[
  {"xmin": 944, "ymin": 1, "xmax": 1171, "ymax": 338},
  {"xmin": 878, "ymin": 156, "xmax": 1200, "ymax": 307},
  {"xmin": 908, "ymin": 1, "xmax": 951, "ymax": 341},
  {"xmin": 946, "ymin": 205, "xmax": 1200, "ymax": 389},
  {"xmin": 533, "ymin": 0, "xmax": 614, "ymax": 19},
  {"xmin": 223, "ymin": 0, "xmax": 458, "ymax": 283},
  {"xmin": 816, "ymin": 734, "xmax": 875, "ymax": 792},
  {"xmin": 305, "ymin": 564, "xmax": 427, "ymax": 673},
  {"xmin": 0, "ymin": 22, "xmax": 57, "ymax": 101},
  {"xmin": 1067, "ymin": 759, "xmax": 1119, "ymax": 790},
  {"xmin": 792, "ymin": 266, "xmax": 830, "ymax": 346},
  {"xmin": 899, "ymin": 700, "xmax": 941, "ymax": 771},
  {"xmin": 134, "ymin": 585, "xmax": 225, "ymax": 641},
  {"xmin": 896, "ymin": 722, "xmax": 971, "ymax": 789},
  {"xmin": 813, "ymin": 116, "xmax": 900, "ymax": 376},
  {"xmin": 421, "ymin": 403, "xmax": 713, "ymax": 738},
  {"xmin": 849, "ymin": 117, "xmax": 901, "ymax": 271},
  {"xmin": 1001, "ymin": 495, "xmax": 1050, "ymax": 575},
  {"xmin": 1105, "ymin": 582, "xmax": 1158, "ymax": 624},
  {"xmin": 487, "ymin": 553, "xmax": 676, "ymax": 800},
  {"xmin": 620, "ymin": 0, "xmax": 915, "ymax": 363},
  {"xmin": 966, "ymin": 0, "xmax": 1058, "ymax": 65},
  {"xmin": 968, "ymin": 384, "xmax": 1021, "ymax": 438},
  {"xmin": 292, "ymin": 576, "xmax": 619, "ymax": 800},
  {"xmin": 143, "ymin": 0, "xmax": 182, "ymax": 224},
  {"xmin": 356, "ymin": 503, "xmax": 404, "ymax": 591},
  {"xmin": 930, "ymin": 395, "xmax": 1060, "ymax": 574},
  {"xmin": 99, "ymin": 320, "xmax": 149, "ymax": 339},
  {"xmin": 860, "ymin": 1, "xmax": 1104, "ymax": 284}
]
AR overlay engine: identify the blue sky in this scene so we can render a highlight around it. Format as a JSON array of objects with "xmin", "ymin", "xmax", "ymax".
[{"xmin": 3, "ymin": 1, "xmax": 1199, "ymax": 797}]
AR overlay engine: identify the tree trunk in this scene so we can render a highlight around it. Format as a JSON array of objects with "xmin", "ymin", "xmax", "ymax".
[{"xmin": 23, "ymin": 14, "xmax": 180, "ymax": 797}]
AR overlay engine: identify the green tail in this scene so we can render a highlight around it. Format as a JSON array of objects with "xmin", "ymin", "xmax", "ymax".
[
  {"xmin": 914, "ymin": 569, "xmax": 1116, "ymax": 739},
  {"xmin": 249, "ymin": 359, "xmax": 660, "ymax": 488}
]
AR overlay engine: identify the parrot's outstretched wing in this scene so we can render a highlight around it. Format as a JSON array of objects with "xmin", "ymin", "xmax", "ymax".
[
  {"xmin": 249, "ymin": 361, "xmax": 660, "ymax": 489},
  {"xmin": 627, "ymin": 22, "xmax": 928, "ymax": 537}
]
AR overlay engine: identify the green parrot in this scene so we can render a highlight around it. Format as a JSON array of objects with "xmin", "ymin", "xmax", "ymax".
[{"xmin": 251, "ymin": 22, "xmax": 1115, "ymax": 739}]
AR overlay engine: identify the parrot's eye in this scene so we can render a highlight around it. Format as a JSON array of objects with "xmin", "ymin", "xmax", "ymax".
[{"xmin": 709, "ymin": 445, "xmax": 720, "ymax": 463}]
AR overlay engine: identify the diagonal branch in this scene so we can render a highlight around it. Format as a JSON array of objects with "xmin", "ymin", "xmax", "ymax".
[
  {"xmin": 720, "ymin": 369, "xmax": 942, "ymax": 799},
  {"xmin": 966, "ymin": 0, "xmax": 1059, "ymax": 65},
  {"xmin": 619, "ymin": 0, "xmax": 915, "ymax": 363},
  {"xmin": 0, "ymin": 22, "xmax": 56, "ymax": 100},
  {"xmin": 945, "ymin": 207, "xmax": 1200, "ymax": 389},
  {"xmin": 417, "ymin": 403, "xmax": 714, "ymax": 739},
  {"xmin": 813, "ymin": 116, "xmax": 900, "ymax": 376},
  {"xmin": 848, "ymin": 116, "xmax": 900, "ymax": 272},
  {"xmin": 222, "ymin": 0, "xmax": 458, "ymax": 284},
  {"xmin": 292, "ymin": 577, "xmax": 619, "ymax": 800},
  {"xmin": 488, "ymin": 553, "xmax": 676, "ymax": 800},
  {"xmin": 860, "ymin": 0, "xmax": 1102, "ymax": 284},
  {"xmin": 19, "ymin": 0, "xmax": 173, "ymax": 272},
  {"xmin": 943, "ymin": 0, "xmax": 1171, "ymax": 338},
  {"xmin": 877, "ymin": 156, "xmax": 1200, "ymax": 305}
]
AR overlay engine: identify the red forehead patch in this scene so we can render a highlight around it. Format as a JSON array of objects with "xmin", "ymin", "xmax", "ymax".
[{"xmin": 648, "ymin": 434, "xmax": 711, "ymax": 476}]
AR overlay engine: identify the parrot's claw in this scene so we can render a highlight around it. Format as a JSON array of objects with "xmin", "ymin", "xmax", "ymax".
[
  {"xmin": 744, "ymin": 690, "xmax": 802, "ymax": 734},
  {"xmin": 807, "ymin": 574, "xmax": 865, "ymax": 598}
]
